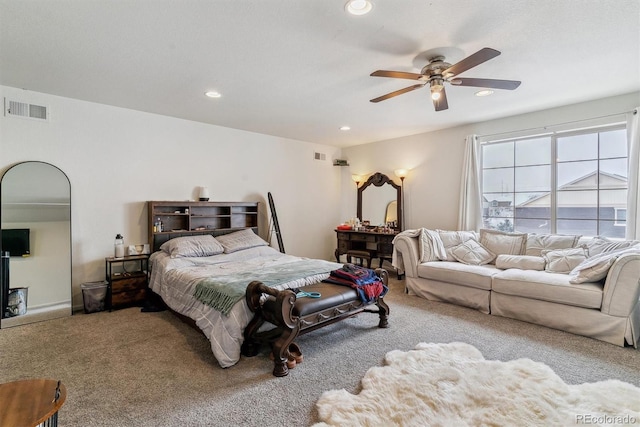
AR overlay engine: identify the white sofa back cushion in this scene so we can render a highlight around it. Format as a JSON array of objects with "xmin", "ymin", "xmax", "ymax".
[
  {"xmin": 525, "ymin": 234, "xmax": 581, "ymax": 257},
  {"xmin": 479, "ymin": 229, "xmax": 527, "ymax": 261}
]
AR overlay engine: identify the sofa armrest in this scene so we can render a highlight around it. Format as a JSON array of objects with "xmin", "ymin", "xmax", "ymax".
[
  {"xmin": 601, "ymin": 253, "xmax": 640, "ymax": 316},
  {"xmin": 393, "ymin": 234, "xmax": 420, "ymax": 278}
]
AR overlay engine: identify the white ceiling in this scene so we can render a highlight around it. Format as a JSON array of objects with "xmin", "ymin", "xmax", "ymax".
[{"xmin": 1, "ymin": 0, "xmax": 639, "ymax": 148}]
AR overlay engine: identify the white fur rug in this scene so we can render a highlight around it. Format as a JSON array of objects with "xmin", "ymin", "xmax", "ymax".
[{"xmin": 314, "ymin": 342, "xmax": 640, "ymax": 427}]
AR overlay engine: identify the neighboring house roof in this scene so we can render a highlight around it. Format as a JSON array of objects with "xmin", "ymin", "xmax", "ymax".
[{"xmin": 518, "ymin": 171, "xmax": 627, "ymax": 207}]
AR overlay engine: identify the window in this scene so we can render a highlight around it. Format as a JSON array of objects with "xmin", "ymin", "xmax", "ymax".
[
  {"xmin": 481, "ymin": 125, "xmax": 628, "ymax": 238},
  {"xmin": 615, "ymin": 208, "xmax": 627, "ymax": 226}
]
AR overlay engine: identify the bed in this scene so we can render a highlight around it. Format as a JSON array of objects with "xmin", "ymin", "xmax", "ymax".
[{"xmin": 148, "ymin": 228, "xmax": 343, "ymax": 368}]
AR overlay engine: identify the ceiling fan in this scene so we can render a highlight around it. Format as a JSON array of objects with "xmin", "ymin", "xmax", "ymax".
[{"xmin": 370, "ymin": 47, "xmax": 521, "ymax": 111}]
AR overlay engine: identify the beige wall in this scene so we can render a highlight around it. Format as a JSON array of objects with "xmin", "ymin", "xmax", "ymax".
[{"xmin": 1, "ymin": 85, "xmax": 343, "ymax": 310}]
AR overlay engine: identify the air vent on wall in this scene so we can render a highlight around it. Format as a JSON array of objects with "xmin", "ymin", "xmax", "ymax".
[
  {"xmin": 314, "ymin": 152, "xmax": 326, "ymax": 161},
  {"xmin": 4, "ymin": 98, "xmax": 48, "ymax": 121}
]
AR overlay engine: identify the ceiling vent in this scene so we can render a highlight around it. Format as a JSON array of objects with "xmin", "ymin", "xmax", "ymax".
[
  {"xmin": 314, "ymin": 152, "xmax": 326, "ymax": 161},
  {"xmin": 4, "ymin": 98, "xmax": 48, "ymax": 121}
]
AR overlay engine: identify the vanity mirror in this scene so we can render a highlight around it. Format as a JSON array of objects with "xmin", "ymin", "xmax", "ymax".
[
  {"xmin": 0, "ymin": 161, "xmax": 72, "ymax": 327},
  {"xmin": 357, "ymin": 172, "xmax": 402, "ymax": 231}
]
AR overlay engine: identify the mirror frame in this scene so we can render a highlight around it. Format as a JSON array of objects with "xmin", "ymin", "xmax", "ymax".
[{"xmin": 357, "ymin": 172, "xmax": 402, "ymax": 231}]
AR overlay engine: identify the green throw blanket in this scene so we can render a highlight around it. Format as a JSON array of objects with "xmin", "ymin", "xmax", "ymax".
[{"xmin": 193, "ymin": 259, "xmax": 339, "ymax": 315}]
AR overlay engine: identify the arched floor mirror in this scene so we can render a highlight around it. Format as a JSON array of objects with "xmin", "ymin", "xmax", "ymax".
[{"xmin": 0, "ymin": 161, "xmax": 72, "ymax": 328}]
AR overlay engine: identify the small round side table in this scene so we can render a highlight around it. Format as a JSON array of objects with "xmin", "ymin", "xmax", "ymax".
[{"xmin": 0, "ymin": 378, "xmax": 66, "ymax": 427}]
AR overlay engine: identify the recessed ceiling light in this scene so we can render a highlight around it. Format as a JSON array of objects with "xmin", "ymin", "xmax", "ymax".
[
  {"xmin": 345, "ymin": 0, "xmax": 372, "ymax": 15},
  {"xmin": 205, "ymin": 91, "xmax": 222, "ymax": 98},
  {"xmin": 475, "ymin": 90, "xmax": 494, "ymax": 97},
  {"xmin": 340, "ymin": 126, "xmax": 351, "ymax": 131}
]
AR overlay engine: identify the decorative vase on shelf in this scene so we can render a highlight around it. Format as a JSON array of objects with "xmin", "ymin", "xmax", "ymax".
[{"xmin": 199, "ymin": 186, "xmax": 210, "ymax": 201}]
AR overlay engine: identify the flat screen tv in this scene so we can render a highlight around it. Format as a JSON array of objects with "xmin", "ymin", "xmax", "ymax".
[{"xmin": 1, "ymin": 229, "xmax": 30, "ymax": 257}]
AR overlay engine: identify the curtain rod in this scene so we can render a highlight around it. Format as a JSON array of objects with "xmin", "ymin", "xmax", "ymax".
[{"xmin": 477, "ymin": 108, "xmax": 636, "ymax": 141}]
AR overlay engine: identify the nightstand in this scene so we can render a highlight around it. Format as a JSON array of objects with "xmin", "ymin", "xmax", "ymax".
[{"xmin": 105, "ymin": 254, "xmax": 149, "ymax": 310}]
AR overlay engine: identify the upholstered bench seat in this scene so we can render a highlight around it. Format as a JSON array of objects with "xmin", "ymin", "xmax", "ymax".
[{"xmin": 242, "ymin": 268, "xmax": 390, "ymax": 376}]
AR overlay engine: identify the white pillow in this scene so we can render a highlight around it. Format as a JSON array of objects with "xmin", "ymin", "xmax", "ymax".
[
  {"xmin": 479, "ymin": 229, "xmax": 527, "ymax": 261},
  {"xmin": 570, "ymin": 245, "xmax": 640, "ymax": 283},
  {"xmin": 495, "ymin": 254, "xmax": 546, "ymax": 271},
  {"xmin": 437, "ymin": 230, "xmax": 478, "ymax": 261},
  {"xmin": 216, "ymin": 229, "xmax": 268, "ymax": 253},
  {"xmin": 451, "ymin": 239, "xmax": 495, "ymax": 265},
  {"xmin": 542, "ymin": 247, "xmax": 587, "ymax": 274},
  {"xmin": 419, "ymin": 228, "xmax": 446, "ymax": 262},
  {"xmin": 585, "ymin": 236, "xmax": 640, "ymax": 257},
  {"xmin": 525, "ymin": 234, "xmax": 581, "ymax": 257},
  {"xmin": 160, "ymin": 235, "xmax": 224, "ymax": 258}
]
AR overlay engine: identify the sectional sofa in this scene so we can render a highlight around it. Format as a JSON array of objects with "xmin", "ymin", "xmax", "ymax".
[{"xmin": 393, "ymin": 228, "xmax": 640, "ymax": 347}]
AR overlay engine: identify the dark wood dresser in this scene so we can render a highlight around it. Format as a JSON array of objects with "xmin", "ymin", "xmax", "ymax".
[{"xmin": 335, "ymin": 229, "xmax": 398, "ymax": 268}]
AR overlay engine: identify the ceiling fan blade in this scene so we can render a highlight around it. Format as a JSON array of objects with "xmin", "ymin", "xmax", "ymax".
[
  {"xmin": 370, "ymin": 70, "xmax": 424, "ymax": 80},
  {"xmin": 443, "ymin": 47, "xmax": 501, "ymax": 77},
  {"xmin": 449, "ymin": 78, "xmax": 521, "ymax": 90},
  {"xmin": 433, "ymin": 86, "xmax": 449, "ymax": 111},
  {"xmin": 370, "ymin": 84, "xmax": 425, "ymax": 103}
]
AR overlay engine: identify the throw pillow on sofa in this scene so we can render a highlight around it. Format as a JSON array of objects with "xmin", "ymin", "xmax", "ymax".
[
  {"xmin": 495, "ymin": 254, "xmax": 546, "ymax": 271},
  {"xmin": 585, "ymin": 236, "xmax": 640, "ymax": 257},
  {"xmin": 479, "ymin": 229, "xmax": 527, "ymax": 261},
  {"xmin": 437, "ymin": 230, "xmax": 478, "ymax": 261},
  {"xmin": 542, "ymin": 247, "xmax": 587, "ymax": 274},
  {"xmin": 451, "ymin": 239, "xmax": 496, "ymax": 265},
  {"xmin": 419, "ymin": 228, "xmax": 447, "ymax": 262},
  {"xmin": 525, "ymin": 233, "xmax": 581, "ymax": 257},
  {"xmin": 570, "ymin": 245, "xmax": 640, "ymax": 283}
]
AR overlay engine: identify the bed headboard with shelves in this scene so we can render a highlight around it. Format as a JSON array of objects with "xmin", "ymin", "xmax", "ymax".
[{"xmin": 147, "ymin": 201, "xmax": 260, "ymax": 253}]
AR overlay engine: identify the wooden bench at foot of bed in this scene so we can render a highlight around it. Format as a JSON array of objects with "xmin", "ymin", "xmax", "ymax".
[{"xmin": 241, "ymin": 268, "xmax": 390, "ymax": 377}]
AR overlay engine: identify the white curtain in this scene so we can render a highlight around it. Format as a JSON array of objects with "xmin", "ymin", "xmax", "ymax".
[
  {"xmin": 458, "ymin": 134, "xmax": 483, "ymax": 231},
  {"xmin": 626, "ymin": 107, "xmax": 640, "ymax": 240}
]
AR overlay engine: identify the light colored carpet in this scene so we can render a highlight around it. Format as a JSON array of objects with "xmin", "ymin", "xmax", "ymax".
[
  {"xmin": 313, "ymin": 342, "xmax": 640, "ymax": 427},
  {"xmin": 0, "ymin": 273, "xmax": 639, "ymax": 426}
]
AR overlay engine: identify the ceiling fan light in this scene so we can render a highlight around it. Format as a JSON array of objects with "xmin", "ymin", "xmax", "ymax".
[
  {"xmin": 430, "ymin": 85, "xmax": 442, "ymax": 100},
  {"xmin": 475, "ymin": 90, "xmax": 494, "ymax": 97},
  {"xmin": 345, "ymin": 0, "xmax": 372, "ymax": 15}
]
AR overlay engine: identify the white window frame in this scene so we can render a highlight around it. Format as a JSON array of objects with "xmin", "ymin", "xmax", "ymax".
[{"xmin": 480, "ymin": 123, "xmax": 628, "ymax": 236}]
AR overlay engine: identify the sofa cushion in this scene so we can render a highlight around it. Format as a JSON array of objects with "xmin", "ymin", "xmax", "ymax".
[
  {"xmin": 419, "ymin": 228, "xmax": 447, "ymax": 262},
  {"xmin": 451, "ymin": 239, "xmax": 496, "ymax": 265},
  {"xmin": 417, "ymin": 261, "xmax": 500, "ymax": 291},
  {"xmin": 525, "ymin": 234, "xmax": 581, "ymax": 257},
  {"xmin": 479, "ymin": 229, "xmax": 527, "ymax": 260},
  {"xmin": 492, "ymin": 269, "xmax": 603, "ymax": 309},
  {"xmin": 437, "ymin": 230, "xmax": 478, "ymax": 261},
  {"xmin": 542, "ymin": 247, "xmax": 587, "ymax": 274},
  {"xmin": 569, "ymin": 245, "xmax": 640, "ymax": 284},
  {"xmin": 495, "ymin": 254, "xmax": 546, "ymax": 271},
  {"xmin": 584, "ymin": 236, "xmax": 640, "ymax": 257}
]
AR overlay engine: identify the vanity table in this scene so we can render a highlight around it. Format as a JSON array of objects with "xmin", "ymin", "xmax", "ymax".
[{"xmin": 335, "ymin": 229, "xmax": 398, "ymax": 268}]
